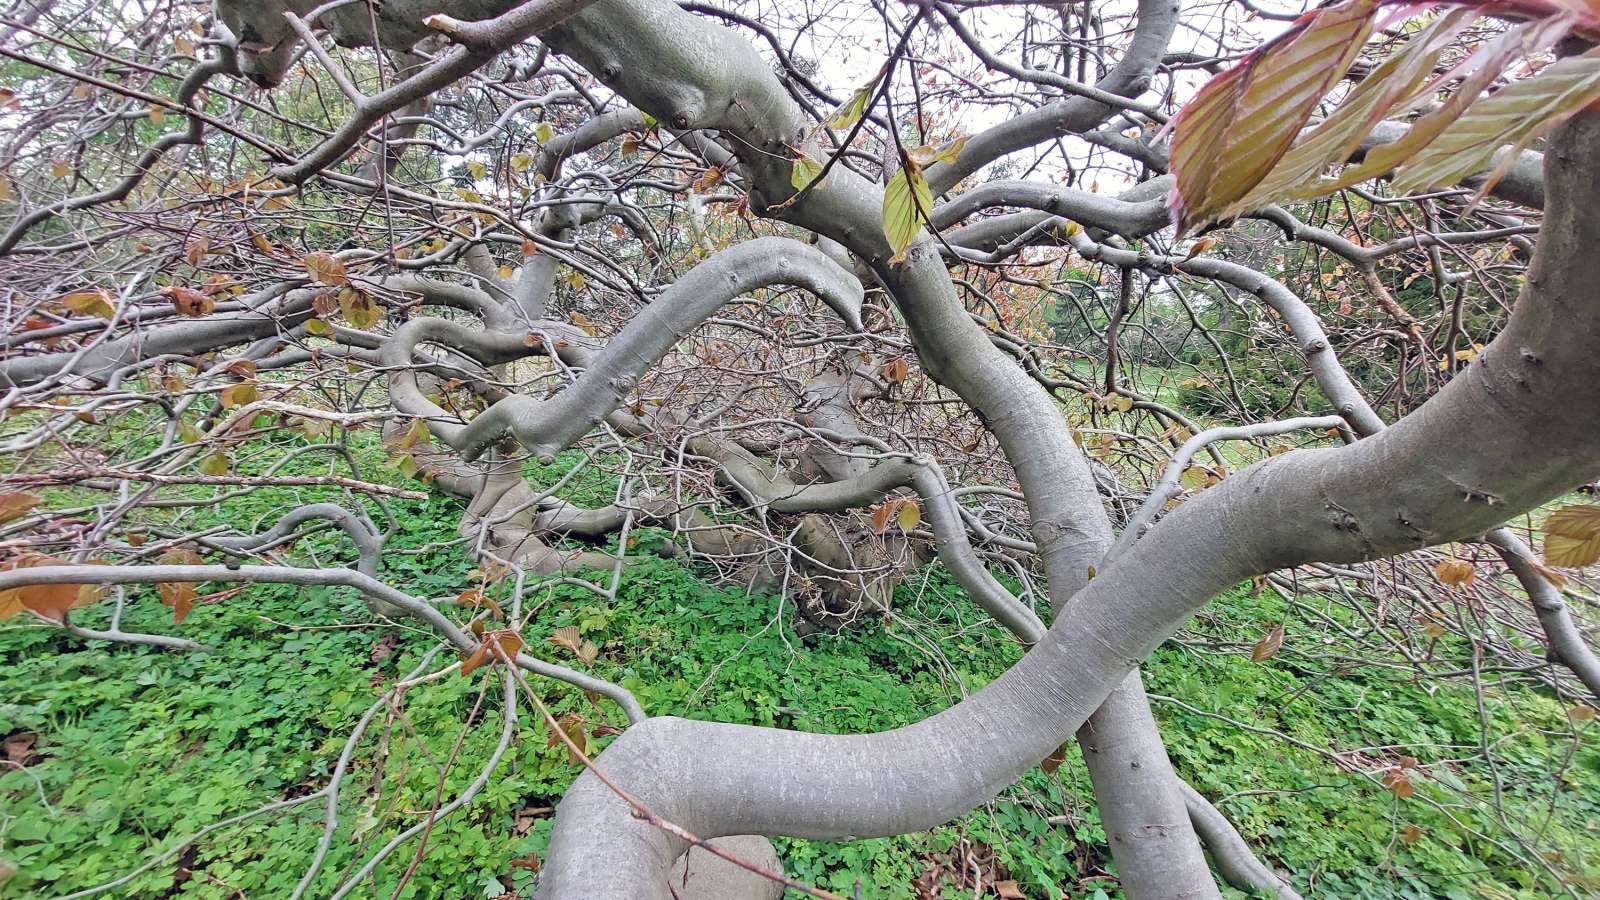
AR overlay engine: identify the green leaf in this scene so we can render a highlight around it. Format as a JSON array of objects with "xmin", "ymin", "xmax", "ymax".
[
  {"xmin": 882, "ymin": 163, "xmax": 932, "ymax": 262},
  {"xmin": 825, "ymin": 78, "xmax": 878, "ymax": 130},
  {"xmin": 791, "ymin": 154, "xmax": 824, "ymax": 192},
  {"xmin": 198, "ymin": 452, "xmax": 229, "ymax": 476},
  {"xmin": 1394, "ymin": 45, "xmax": 1600, "ymax": 198}
]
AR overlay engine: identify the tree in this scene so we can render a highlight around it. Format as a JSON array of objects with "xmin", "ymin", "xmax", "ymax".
[{"xmin": 1, "ymin": 0, "xmax": 1597, "ymax": 897}]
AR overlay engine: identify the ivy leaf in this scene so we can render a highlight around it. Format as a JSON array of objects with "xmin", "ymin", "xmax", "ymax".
[
  {"xmin": 882, "ymin": 162, "xmax": 932, "ymax": 262},
  {"xmin": 1544, "ymin": 504, "xmax": 1600, "ymax": 568}
]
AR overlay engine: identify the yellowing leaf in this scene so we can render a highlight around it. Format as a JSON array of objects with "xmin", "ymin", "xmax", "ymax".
[
  {"xmin": 535, "ymin": 122, "xmax": 554, "ymax": 145},
  {"xmin": 198, "ymin": 452, "xmax": 230, "ymax": 476},
  {"xmin": 339, "ymin": 287, "xmax": 380, "ymax": 329},
  {"xmin": 882, "ymin": 163, "xmax": 932, "ymax": 262},
  {"xmin": 466, "ymin": 160, "xmax": 487, "ymax": 180},
  {"xmin": 219, "ymin": 381, "xmax": 258, "ymax": 408},
  {"xmin": 510, "ymin": 151, "xmax": 533, "ymax": 172},
  {"xmin": 395, "ymin": 417, "xmax": 431, "ymax": 451},
  {"xmin": 148, "ymin": 104, "xmax": 165, "ymax": 125},
  {"xmin": 896, "ymin": 500, "xmax": 921, "ymax": 533},
  {"xmin": 1545, "ymin": 504, "xmax": 1600, "ymax": 568},
  {"xmin": 61, "ymin": 289, "xmax": 114, "ymax": 319}
]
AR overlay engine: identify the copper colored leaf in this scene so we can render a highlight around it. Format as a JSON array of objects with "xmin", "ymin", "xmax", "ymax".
[
  {"xmin": 159, "ymin": 581, "xmax": 198, "ymax": 624},
  {"xmin": 163, "ymin": 285, "xmax": 215, "ymax": 318},
  {"xmin": 1383, "ymin": 769, "xmax": 1415, "ymax": 798},
  {"xmin": 870, "ymin": 502, "xmax": 894, "ymax": 536},
  {"xmin": 1400, "ymin": 824, "xmax": 1423, "ymax": 844},
  {"xmin": 1040, "ymin": 742, "xmax": 1070, "ymax": 775},
  {"xmin": 548, "ymin": 625, "xmax": 582, "ymax": 654},
  {"xmin": 459, "ymin": 643, "xmax": 490, "ymax": 677},
  {"xmin": 577, "ymin": 640, "xmax": 599, "ymax": 666},
  {"xmin": 304, "ymin": 251, "xmax": 348, "ymax": 286},
  {"xmin": 691, "ymin": 166, "xmax": 724, "ymax": 193},
  {"xmin": 1167, "ymin": 0, "xmax": 1377, "ymax": 235},
  {"xmin": 1251, "ymin": 624, "xmax": 1285, "ymax": 662},
  {"xmin": 882, "ymin": 357, "xmax": 909, "ymax": 384},
  {"xmin": 1432, "ymin": 557, "xmax": 1477, "ymax": 588},
  {"xmin": 1545, "ymin": 504, "xmax": 1600, "ymax": 568},
  {"xmin": 0, "ymin": 492, "xmax": 41, "ymax": 524},
  {"xmin": 493, "ymin": 631, "xmax": 524, "ymax": 661}
]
